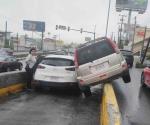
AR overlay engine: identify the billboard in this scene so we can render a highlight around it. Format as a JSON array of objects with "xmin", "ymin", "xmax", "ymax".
[
  {"xmin": 116, "ymin": 0, "xmax": 148, "ymax": 12},
  {"xmin": 23, "ymin": 20, "xmax": 45, "ymax": 32}
]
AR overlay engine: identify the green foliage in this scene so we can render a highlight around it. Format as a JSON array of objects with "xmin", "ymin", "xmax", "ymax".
[{"xmin": 135, "ymin": 61, "xmax": 146, "ymax": 68}]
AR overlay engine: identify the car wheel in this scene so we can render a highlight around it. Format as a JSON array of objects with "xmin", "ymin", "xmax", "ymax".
[
  {"xmin": 80, "ymin": 86, "xmax": 92, "ymax": 97},
  {"xmin": 122, "ymin": 70, "xmax": 131, "ymax": 83},
  {"xmin": 130, "ymin": 63, "xmax": 133, "ymax": 68},
  {"xmin": 6, "ymin": 67, "xmax": 11, "ymax": 72},
  {"xmin": 141, "ymin": 72, "xmax": 146, "ymax": 87},
  {"xmin": 73, "ymin": 84, "xmax": 81, "ymax": 95},
  {"xmin": 19, "ymin": 64, "xmax": 23, "ymax": 71}
]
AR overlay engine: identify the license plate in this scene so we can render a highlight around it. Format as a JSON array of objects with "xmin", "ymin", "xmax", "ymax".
[
  {"xmin": 45, "ymin": 76, "xmax": 59, "ymax": 81},
  {"xmin": 92, "ymin": 62, "xmax": 109, "ymax": 72}
]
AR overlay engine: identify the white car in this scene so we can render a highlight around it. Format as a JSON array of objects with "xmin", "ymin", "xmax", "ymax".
[
  {"xmin": 75, "ymin": 37, "xmax": 131, "ymax": 96},
  {"xmin": 32, "ymin": 55, "xmax": 78, "ymax": 89}
]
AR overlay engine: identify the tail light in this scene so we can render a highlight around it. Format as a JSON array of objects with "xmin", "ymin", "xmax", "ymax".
[
  {"xmin": 122, "ymin": 63, "xmax": 128, "ymax": 69},
  {"xmin": 65, "ymin": 67, "xmax": 75, "ymax": 71},
  {"xmin": 0, "ymin": 62, "xmax": 5, "ymax": 64},
  {"xmin": 74, "ymin": 49, "xmax": 79, "ymax": 67},
  {"xmin": 79, "ymin": 79, "xmax": 84, "ymax": 85},
  {"xmin": 107, "ymin": 38, "xmax": 120, "ymax": 54},
  {"xmin": 37, "ymin": 65, "xmax": 45, "ymax": 69}
]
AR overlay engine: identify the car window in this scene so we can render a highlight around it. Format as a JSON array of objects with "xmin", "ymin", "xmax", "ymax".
[
  {"xmin": 77, "ymin": 40, "xmax": 115, "ymax": 66},
  {"xmin": 10, "ymin": 57, "xmax": 17, "ymax": 62},
  {"xmin": 0, "ymin": 57, "xmax": 6, "ymax": 61},
  {"xmin": 121, "ymin": 50, "xmax": 132, "ymax": 55},
  {"xmin": 41, "ymin": 58, "xmax": 74, "ymax": 66}
]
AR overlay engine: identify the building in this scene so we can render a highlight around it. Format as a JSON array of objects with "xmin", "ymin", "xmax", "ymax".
[
  {"xmin": 43, "ymin": 38, "xmax": 56, "ymax": 51},
  {"xmin": 0, "ymin": 31, "xmax": 12, "ymax": 48},
  {"xmin": 43, "ymin": 38, "xmax": 64, "ymax": 51},
  {"xmin": 133, "ymin": 26, "xmax": 150, "ymax": 43}
]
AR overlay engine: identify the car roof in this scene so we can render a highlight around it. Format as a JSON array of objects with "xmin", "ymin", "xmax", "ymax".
[
  {"xmin": 45, "ymin": 54, "xmax": 74, "ymax": 60},
  {"xmin": 77, "ymin": 37, "xmax": 108, "ymax": 50}
]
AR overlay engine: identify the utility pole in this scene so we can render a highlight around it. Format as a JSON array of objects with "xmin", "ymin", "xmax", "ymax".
[
  {"xmin": 41, "ymin": 31, "xmax": 44, "ymax": 51},
  {"xmin": 126, "ymin": 10, "xmax": 132, "ymax": 44},
  {"xmin": 118, "ymin": 25, "xmax": 120, "ymax": 47},
  {"xmin": 119, "ymin": 15, "xmax": 126, "ymax": 49},
  {"xmin": 131, "ymin": 16, "xmax": 136, "ymax": 51},
  {"xmin": 105, "ymin": 0, "xmax": 111, "ymax": 37},
  {"xmin": 4, "ymin": 21, "xmax": 7, "ymax": 48},
  {"xmin": 111, "ymin": 32, "xmax": 114, "ymax": 40},
  {"xmin": 141, "ymin": 38, "xmax": 150, "ymax": 64},
  {"xmin": 16, "ymin": 33, "xmax": 19, "ymax": 52},
  {"xmin": 141, "ymin": 27, "xmax": 147, "ymax": 51},
  {"xmin": 94, "ymin": 25, "xmax": 96, "ymax": 42}
]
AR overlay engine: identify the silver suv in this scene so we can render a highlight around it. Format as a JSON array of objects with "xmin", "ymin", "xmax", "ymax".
[{"xmin": 75, "ymin": 37, "xmax": 131, "ymax": 96}]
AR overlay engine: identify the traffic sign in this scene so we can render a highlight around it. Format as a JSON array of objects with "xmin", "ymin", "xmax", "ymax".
[{"xmin": 58, "ymin": 25, "xmax": 67, "ymax": 30}]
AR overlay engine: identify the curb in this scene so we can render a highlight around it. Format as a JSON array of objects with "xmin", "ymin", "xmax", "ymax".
[
  {"xmin": 0, "ymin": 83, "xmax": 25, "ymax": 97},
  {"xmin": 100, "ymin": 83, "xmax": 122, "ymax": 125}
]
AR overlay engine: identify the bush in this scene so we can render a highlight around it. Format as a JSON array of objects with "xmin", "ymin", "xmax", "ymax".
[
  {"xmin": 135, "ymin": 62, "xmax": 146, "ymax": 68},
  {"xmin": 146, "ymin": 56, "xmax": 150, "ymax": 60}
]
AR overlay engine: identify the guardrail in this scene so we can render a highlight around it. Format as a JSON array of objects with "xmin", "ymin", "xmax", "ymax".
[
  {"xmin": 100, "ymin": 83, "xmax": 122, "ymax": 125},
  {"xmin": 0, "ymin": 71, "xmax": 27, "ymax": 97}
]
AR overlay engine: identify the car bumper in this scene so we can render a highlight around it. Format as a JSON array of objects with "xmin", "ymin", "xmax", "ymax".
[
  {"xmin": 32, "ymin": 80, "xmax": 78, "ymax": 88},
  {"xmin": 77, "ymin": 69, "xmax": 129, "ymax": 86}
]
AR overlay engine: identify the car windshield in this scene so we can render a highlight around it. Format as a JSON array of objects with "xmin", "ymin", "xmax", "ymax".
[
  {"xmin": 41, "ymin": 58, "xmax": 74, "ymax": 66},
  {"xmin": 0, "ymin": 56, "xmax": 6, "ymax": 61},
  {"xmin": 77, "ymin": 40, "xmax": 114, "ymax": 65}
]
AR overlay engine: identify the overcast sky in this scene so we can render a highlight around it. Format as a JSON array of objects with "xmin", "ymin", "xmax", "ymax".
[{"xmin": 0, "ymin": 0, "xmax": 150, "ymax": 43}]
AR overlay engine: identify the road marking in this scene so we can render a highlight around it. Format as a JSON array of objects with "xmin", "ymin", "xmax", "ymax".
[
  {"xmin": 0, "ymin": 84, "xmax": 25, "ymax": 97},
  {"xmin": 100, "ymin": 83, "xmax": 122, "ymax": 125}
]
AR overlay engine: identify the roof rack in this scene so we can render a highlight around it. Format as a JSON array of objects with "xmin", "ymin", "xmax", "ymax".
[{"xmin": 78, "ymin": 37, "xmax": 107, "ymax": 49}]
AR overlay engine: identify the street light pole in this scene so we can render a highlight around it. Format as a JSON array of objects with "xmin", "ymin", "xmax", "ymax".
[
  {"xmin": 131, "ymin": 16, "xmax": 136, "ymax": 51},
  {"xmin": 94, "ymin": 25, "xmax": 96, "ymax": 42},
  {"xmin": 105, "ymin": 0, "xmax": 111, "ymax": 37},
  {"xmin": 119, "ymin": 14, "xmax": 126, "ymax": 49},
  {"xmin": 4, "ymin": 21, "xmax": 7, "ymax": 48},
  {"xmin": 41, "ymin": 31, "xmax": 44, "ymax": 51}
]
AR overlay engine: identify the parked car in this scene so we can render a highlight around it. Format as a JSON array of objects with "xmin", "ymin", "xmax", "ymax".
[
  {"xmin": 120, "ymin": 49, "xmax": 134, "ymax": 67},
  {"xmin": 33, "ymin": 55, "xmax": 78, "ymax": 89},
  {"xmin": 0, "ymin": 56, "xmax": 23, "ymax": 72},
  {"xmin": 141, "ymin": 67, "xmax": 150, "ymax": 87},
  {"xmin": 0, "ymin": 48, "xmax": 13, "ymax": 56},
  {"xmin": 75, "ymin": 37, "xmax": 131, "ymax": 96}
]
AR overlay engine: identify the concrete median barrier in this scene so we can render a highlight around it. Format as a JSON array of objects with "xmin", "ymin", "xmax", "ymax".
[
  {"xmin": 100, "ymin": 83, "xmax": 122, "ymax": 125},
  {"xmin": 0, "ymin": 71, "xmax": 27, "ymax": 97}
]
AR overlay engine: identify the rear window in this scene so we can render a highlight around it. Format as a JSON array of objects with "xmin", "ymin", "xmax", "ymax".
[
  {"xmin": 120, "ymin": 50, "xmax": 132, "ymax": 55},
  {"xmin": 77, "ymin": 40, "xmax": 115, "ymax": 65},
  {"xmin": 41, "ymin": 58, "xmax": 74, "ymax": 66},
  {"xmin": 0, "ymin": 57, "xmax": 6, "ymax": 61}
]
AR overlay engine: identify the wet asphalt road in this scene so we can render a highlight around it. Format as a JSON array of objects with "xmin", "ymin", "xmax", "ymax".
[
  {"xmin": 0, "ymin": 60, "xmax": 150, "ymax": 125},
  {"xmin": 0, "ymin": 87, "xmax": 101, "ymax": 125},
  {"xmin": 113, "ymin": 67, "xmax": 150, "ymax": 125}
]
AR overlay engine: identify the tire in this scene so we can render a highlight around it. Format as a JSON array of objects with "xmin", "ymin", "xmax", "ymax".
[
  {"xmin": 19, "ymin": 64, "xmax": 23, "ymax": 71},
  {"xmin": 122, "ymin": 70, "xmax": 131, "ymax": 83},
  {"xmin": 130, "ymin": 63, "xmax": 133, "ymax": 68},
  {"xmin": 141, "ymin": 72, "xmax": 146, "ymax": 87},
  {"xmin": 80, "ymin": 86, "xmax": 92, "ymax": 97},
  {"xmin": 6, "ymin": 67, "xmax": 11, "ymax": 72}
]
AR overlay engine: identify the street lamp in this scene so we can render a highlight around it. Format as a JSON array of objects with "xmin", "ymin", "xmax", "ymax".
[{"xmin": 105, "ymin": 0, "xmax": 111, "ymax": 37}]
